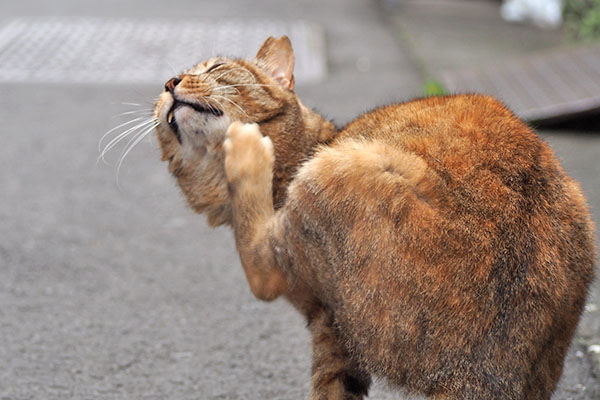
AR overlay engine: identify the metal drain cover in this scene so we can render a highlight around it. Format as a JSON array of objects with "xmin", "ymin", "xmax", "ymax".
[
  {"xmin": 439, "ymin": 45, "xmax": 600, "ymax": 122},
  {"xmin": 0, "ymin": 17, "xmax": 326, "ymax": 85}
]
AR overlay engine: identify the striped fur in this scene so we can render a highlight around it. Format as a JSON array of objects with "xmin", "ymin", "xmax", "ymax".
[{"xmin": 153, "ymin": 37, "xmax": 596, "ymax": 399}]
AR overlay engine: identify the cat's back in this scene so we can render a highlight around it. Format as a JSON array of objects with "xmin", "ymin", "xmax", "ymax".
[
  {"xmin": 293, "ymin": 94, "xmax": 571, "ymax": 223},
  {"xmin": 299, "ymin": 94, "xmax": 585, "ymax": 220},
  {"xmin": 339, "ymin": 94, "xmax": 548, "ymax": 194}
]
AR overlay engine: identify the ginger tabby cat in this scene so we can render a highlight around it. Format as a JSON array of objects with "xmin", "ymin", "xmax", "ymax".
[{"xmin": 153, "ymin": 36, "xmax": 596, "ymax": 399}]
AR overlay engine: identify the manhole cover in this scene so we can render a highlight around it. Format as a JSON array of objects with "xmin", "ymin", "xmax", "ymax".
[{"xmin": 0, "ymin": 17, "xmax": 326, "ymax": 85}]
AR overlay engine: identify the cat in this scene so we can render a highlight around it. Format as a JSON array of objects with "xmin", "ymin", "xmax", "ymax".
[{"xmin": 152, "ymin": 36, "xmax": 596, "ymax": 399}]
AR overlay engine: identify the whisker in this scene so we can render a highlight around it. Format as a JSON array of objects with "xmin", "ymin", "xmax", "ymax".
[
  {"xmin": 101, "ymin": 118, "xmax": 157, "ymax": 158},
  {"xmin": 206, "ymin": 96, "xmax": 228, "ymax": 116},
  {"xmin": 116, "ymin": 121, "xmax": 160, "ymax": 184},
  {"xmin": 221, "ymin": 83, "xmax": 280, "ymax": 88},
  {"xmin": 211, "ymin": 83, "xmax": 280, "ymax": 95},
  {"xmin": 106, "ymin": 118, "xmax": 158, "ymax": 153},
  {"xmin": 212, "ymin": 84, "xmax": 241, "ymax": 96},
  {"xmin": 99, "ymin": 116, "xmax": 149, "ymax": 152},
  {"xmin": 212, "ymin": 67, "xmax": 256, "ymax": 82},
  {"xmin": 115, "ymin": 109, "xmax": 153, "ymax": 117},
  {"xmin": 209, "ymin": 94, "xmax": 252, "ymax": 122},
  {"xmin": 166, "ymin": 62, "xmax": 179, "ymax": 76},
  {"xmin": 118, "ymin": 121, "xmax": 159, "ymax": 168},
  {"xmin": 99, "ymin": 118, "xmax": 158, "ymax": 164}
]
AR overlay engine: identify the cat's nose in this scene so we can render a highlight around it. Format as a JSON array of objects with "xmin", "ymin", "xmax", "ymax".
[{"xmin": 164, "ymin": 77, "xmax": 182, "ymax": 92}]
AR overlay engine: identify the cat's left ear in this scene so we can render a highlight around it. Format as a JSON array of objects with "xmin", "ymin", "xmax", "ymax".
[{"xmin": 255, "ymin": 36, "xmax": 295, "ymax": 91}]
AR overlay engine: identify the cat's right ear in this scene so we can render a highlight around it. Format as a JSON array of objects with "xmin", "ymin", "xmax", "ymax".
[{"xmin": 255, "ymin": 36, "xmax": 295, "ymax": 91}]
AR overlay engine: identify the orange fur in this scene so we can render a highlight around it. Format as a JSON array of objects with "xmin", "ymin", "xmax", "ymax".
[{"xmin": 153, "ymin": 36, "xmax": 596, "ymax": 399}]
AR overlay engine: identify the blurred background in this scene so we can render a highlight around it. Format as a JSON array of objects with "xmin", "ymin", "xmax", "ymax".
[{"xmin": 0, "ymin": 0, "xmax": 598, "ymax": 398}]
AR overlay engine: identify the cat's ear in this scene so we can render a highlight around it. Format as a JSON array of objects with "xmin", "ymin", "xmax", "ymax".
[{"xmin": 255, "ymin": 36, "xmax": 295, "ymax": 90}]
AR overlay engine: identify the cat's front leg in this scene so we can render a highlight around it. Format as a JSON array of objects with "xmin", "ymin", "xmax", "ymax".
[{"xmin": 223, "ymin": 122, "xmax": 287, "ymax": 301}]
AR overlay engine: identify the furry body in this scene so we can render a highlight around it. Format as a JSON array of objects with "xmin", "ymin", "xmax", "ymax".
[{"xmin": 153, "ymin": 37, "xmax": 596, "ymax": 399}]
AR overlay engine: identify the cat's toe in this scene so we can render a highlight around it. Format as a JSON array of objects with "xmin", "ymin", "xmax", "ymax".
[
  {"xmin": 226, "ymin": 122, "xmax": 261, "ymax": 141},
  {"xmin": 223, "ymin": 138, "xmax": 233, "ymax": 153},
  {"xmin": 224, "ymin": 122, "xmax": 273, "ymax": 185},
  {"xmin": 260, "ymin": 135, "xmax": 274, "ymax": 158}
]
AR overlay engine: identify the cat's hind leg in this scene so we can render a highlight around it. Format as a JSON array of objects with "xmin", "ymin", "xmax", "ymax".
[
  {"xmin": 223, "ymin": 122, "xmax": 287, "ymax": 301},
  {"xmin": 308, "ymin": 308, "xmax": 371, "ymax": 400}
]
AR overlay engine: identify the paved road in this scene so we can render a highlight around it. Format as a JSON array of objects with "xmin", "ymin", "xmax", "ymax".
[{"xmin": 1, "ymin": 1, "xmax": 598, "ymax": 399}]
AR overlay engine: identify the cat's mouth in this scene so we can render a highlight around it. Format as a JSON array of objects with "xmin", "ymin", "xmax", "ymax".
[{"xmin": 166, "ymin": 98, "xmax": 224, "ymax": 142}]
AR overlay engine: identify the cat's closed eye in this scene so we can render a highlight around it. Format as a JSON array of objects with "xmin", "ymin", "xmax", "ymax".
[{"xmin": 205, "ymin": 62, "xmax": 225, "ymax": 73}]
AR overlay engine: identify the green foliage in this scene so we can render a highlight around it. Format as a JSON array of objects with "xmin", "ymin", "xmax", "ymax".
[
  {"xmin": 423, "ymin": 79, "xmax": 448, "ymax": 97},
  {"xmin": 564, "ymin": 0, "xmax": 600, "ymax": 41}
]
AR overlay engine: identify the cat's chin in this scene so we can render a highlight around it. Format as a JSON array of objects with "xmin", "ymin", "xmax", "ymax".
[{"xmin": 175, "ymin": 106, "xmax": 230, "ymax": 149}]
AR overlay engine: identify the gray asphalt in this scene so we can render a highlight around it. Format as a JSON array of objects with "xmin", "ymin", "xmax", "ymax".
[{"xmin": 1, "ymin": 1, "xmax": 598, "ymax": 399}]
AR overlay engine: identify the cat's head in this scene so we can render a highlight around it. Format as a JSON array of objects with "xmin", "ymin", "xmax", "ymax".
[{"xmin": 154, "ymin": 36, "xmax": 334, "ymax": 226}]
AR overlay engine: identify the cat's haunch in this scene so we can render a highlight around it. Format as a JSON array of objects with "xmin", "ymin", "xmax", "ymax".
[{"xmin": 152, "ymin": 36, "xmax": 596, "ymax": 399}]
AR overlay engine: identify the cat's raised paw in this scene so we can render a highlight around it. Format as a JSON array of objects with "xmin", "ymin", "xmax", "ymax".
[{"xmin": 223, "ymin": 122, "xmax": 274, "ymax": 186}]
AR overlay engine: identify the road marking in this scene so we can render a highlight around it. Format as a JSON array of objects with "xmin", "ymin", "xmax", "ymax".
[{"xmin": 0, "ymin": 17, "xmax": 326, "ymax": 85}]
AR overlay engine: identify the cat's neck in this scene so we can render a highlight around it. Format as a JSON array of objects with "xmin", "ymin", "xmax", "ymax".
[
  {"xmin": 267, "ymin": 100, "xmax": 338, "ymax": 209},
  {"xmin": 299, "ymin": 101, "xmax": 338, "ymax": 146}
]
